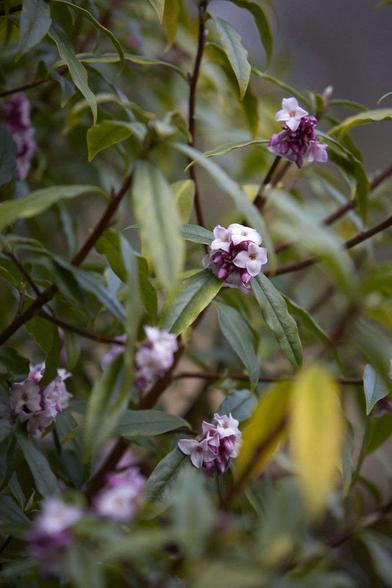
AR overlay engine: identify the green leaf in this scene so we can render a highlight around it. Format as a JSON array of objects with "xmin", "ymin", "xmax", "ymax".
[
  {"xmin": 251, "ymin": 274, "xmax": 303, "ymax": 368},
  {"xmin": 53, "ymin": 0, "xmax": 124, "ymax": 65},
  {"xmin": 366, "ymin": 414, "xmax": 392, "ymax": 456},
  {"xmin": 0, "ymin": 348, "xmax": 29, "ymax": 381},
  {"xmin": 66, "ymin": 544, "xmax": 105, "ymax": 588},
  {"xmin": 16, "ymin": 434, "xmax": 59, "ymax": 497},
  {"xmin": 0, "ymin": 126, "xmax": 17, "ymax": 187},
  {"xmin": 171, "ymin": 466, "xmax": 215, "ymax": 558},
  {"xmin": 147, "ymin": 0, "xmax": 165, "ymax": 20},
  {"xmin": 132, "ymin": 160, "xmax": 184, "ymax": 291},
  {"xmin": 0, "ymin": 185, "xmax": 100, "ymax": 232},
  {"xmin": 378, "ymin": 91, "xmax": 392, "ymax": 104},
  {"xmin": 18, "ymin": 0, "xmax": 51, "ymax": 55},
  {"xmin": 252, "ymin": 70, "xmax": 311, "ymax": 109},
  {"xmin": 172, "ymin": 142, "xmax": 276, "ymax": 270},
  {"xmin": 363, "ymin": 364, "xmax": 389, "ymax": 415},
  {"xmin": 218, "ymin": 389, "xmax": 257, "ymax": 422},
  {"xmin": 87, "ymin": 120, "xmax": 146, "ymax": 161},
  {"xmin": 160, "ymin": 270, "xmax": 222, "ymax": 335},
  {"xmin": 172, "ymin": 180, "xmax": 195, "ymax": 224},
  {"xmin": 212, "ymin": 16, "xmax": 251, "ymax": 100},
  {"xmin": 83, "ymin": 355, "xmax": 124, "ymax": 458},
  {"xmin": 230, "ymin": 0, "xmax": 272, "ymax": 66},
  {"xmin": 199, "ymin": 138, "xmax": 268, "ymax": 160},
  {"xmin": 289, "ymin": 364, "xmax": 345, "ymax": 519},
  {"xmin": 76, "ymin": 52, "xmax": 185, "ymax": 78},
  {"xmin": 330, "ymin": 108, "xmax": 392, "ymax": 137},
  {"xmin": 215, "ymin": 302, "xmax": 260, "ymax": 389},
  {"xmin": 96, "ymin": 228, "xmax": 127, "ymax": 282},
  {"xmin": 49, "ymin": 23, "xmax": 97, "ymax": 123},
  {"xmin": 162, "ymin": 0, "xmax": 180, "ymax": 48},
  {"xmin": 181, "ymin": 224, "xmax": 213, "ymax": 245},
  {"xmin": 0, "ymin": 420, "xmax": 12, "ymax": 442},
  {"xmin": 137, "ymin": 255, "xmax": 158, "ymax": 322},
  {"xmin": 283, "ymin": 295, "xmax": 334, "ymax": 349},
  {"xmin": 145, "ymin": 448, "xmax": 187, "ymax": 502},
  {"xmin": 0, "ymin": 495, "xmax": 30, "ymax": 526},
  {"xmin": 116, "ymin": 410, "xmax": 189, "ymax": 438}
]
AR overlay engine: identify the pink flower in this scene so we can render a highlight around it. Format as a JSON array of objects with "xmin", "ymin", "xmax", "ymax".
[
  {"xmin": 307, "ymin": 140, "xmax": 328, "ymax": 163},
  {"xmin": 228, "ymin": 223, "xmax": 262, "ymax": 246},
  {"xmin": 177, "ymin": 438, "xmax": 216, "ymax": 469},
  {"xmin": 3, "ymin": 94, "xmax": 36, "ymax": 180},
  {"xmin": 94, "ymin": 468, "xmax": 145, "ymax": 522},
  {"xmin": 211, "ymin": 225, "xmax": 232, "ymax": 252},
  {"xmin": 233, "ymin": 242, "xmax": 268, "ymax": 277},
  {"xmin": 178, "ymin": 413, "xmax": 242, "ymax": 474},
  {"xmin": 135, "ymin": 326, "xmax": 178, "ymax": 391},
  {"xmin": 275, "ymin": 97, "xmax": 308, "ymax": 132}
]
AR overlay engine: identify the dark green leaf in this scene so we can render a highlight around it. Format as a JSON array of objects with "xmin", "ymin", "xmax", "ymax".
[
  {"xmin": 87, "ymin": 120, "xmax": 146, "ymax": 161},
  {"xmin": 363, "ymin": 364, "xmax": 389, "ymax": 415},
  {"xmin": 18, "ymin": 0, "xmax": 51, "ymax": 55},
  {"xmin": 116, "ymin": 410, "xmax": 189, "ymax": 438},
  {"xmin": 16, "ymin": 434, "xmax": 59, "ymax": 497},
  {"xmin": 145, "ymin": 448, "xmax": 187, "ymax": 502},
  {"xmin": 218, "ymin": 389, "xmax": 257, "ymax": 422},
  {"xmin": 230, "ymin": 0, "xmax": 272, "ymax": 66},
  {"xmin": 251, "ymin": 274, "xmax": 303, "ymax": 368},
  {"xmin": 0, "ymin": 126, "xmax": 17, "ymax": 187}
]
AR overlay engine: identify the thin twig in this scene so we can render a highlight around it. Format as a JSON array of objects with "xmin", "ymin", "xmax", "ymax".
[
  {"xmin": 0, "ymin": 173, "xmax": 133, "ymax": 346},
  {"xmin": 172, "ymin": 371, "xmax": 363, "ymax": 385},
  {"xmin": 253, "ymin": 155, "xmax": 282, "ymax": 211},
  {"xmin": 38, "ymin": 310, "xmax": 125, "ymax": 346},
  {"xmin": 188, "ymin": 0, "xmax": 208, "ymax": 232},
  {"xmin": 267, "ymin": 214, "xmax": 392, "ymax": 277},
  {"xmin": 275, "ymin": 161, "xmax": 392, "ymax": 254}
]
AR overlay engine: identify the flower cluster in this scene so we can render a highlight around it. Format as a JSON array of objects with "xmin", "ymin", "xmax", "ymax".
[
  {"xmin": 207, "ymin": 223, "xmax": 268, "ymax": 290},
  {"xmin": 268, "ymin": 97, "xmax": 328, "ymax": 168},
  {"xmin": 135, "ymin": 326, "xmax": 178, "ymax": 390},
  {"xmin": 178, "ymin": 413, "xmax": 242, "ymax": 474},
  {"xmin": 94, "ymin": 467, "xmax": 146, "ymax": 522},
  {"xmin": 7, "ymin": 364, "xmax": 71, "ymax": 437},
  {"xmin": 26, "ymin": 498, "xmax": 82, "ymax": 574},
  {"xmin": 3, "ymin": 94, "xmax": 36, "ymax": 180}
]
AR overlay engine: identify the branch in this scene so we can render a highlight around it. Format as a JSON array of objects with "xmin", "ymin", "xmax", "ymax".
[
  {"xmin": 254, "ymin": 156, "xmax": 289, "ymax": 211},
  {"xmin": 0, "ymin": 173, "xmax": 133, "ymax": 346},
  {"xmin": 38, "ymin": 310, "xmax": 125, "ymax": 346},
  {"xmin": 268, "ymin": 213, "xmax": 392, "ymax": 278},
  {"xmin": 187, "ymin": 0, "xmax": 208, "ymax": 231},
  {"xmin": 172, "ymin": 371, "xmax": 363, "ymax": 385},
  {"xmin": 275, "ymin": 161, "xmax": 392, "ymax": 254}
]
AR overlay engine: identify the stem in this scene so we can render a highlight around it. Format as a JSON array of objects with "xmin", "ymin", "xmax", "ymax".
[
  {"xmin": 275, "ymin": 161, "xmax": 392, "ymax": 254},
  {"xmin": 253, "ymin": 156, "xmax": 282, "ymax": 211},
  {"xmin": 268, "ymin": 214, "xmax": 392, "ymax": 278},
  {"xmin": 172, "ymin": 371, "xmax": 362, "ymax": 385},
  {"xmin": 38, "ymin": 310, "xmax": 125, "ymax": 346},
  {"xmin": 0, "ymin": 173, "xmax": 133, "ymax": 347},
  {"xmin": 188, "ymin": 0, "xmax": 208, "ymax": 231}
]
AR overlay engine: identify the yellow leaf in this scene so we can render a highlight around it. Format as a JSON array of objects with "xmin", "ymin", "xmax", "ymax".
[
  {"xmin": 289, "ymin": 364, "xmax": 345, "ymax": 520},
  {"xmin": 235, "ymin": 382, "xmax": 291, "ymax": 482}
]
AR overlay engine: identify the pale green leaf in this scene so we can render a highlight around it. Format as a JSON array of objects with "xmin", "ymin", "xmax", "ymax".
[
  {"xmin": 87, "ymin": 120, "xmax": 146, "ymax": 161},
  {"xmin": 172, "ymin": 180, "xmax": 195, "ymax": 224},
  {"xmin": 18, "ymin": 0, "xmax": 51, "ymax": 55},
  {"xmin": 230, "ymin": 0, "xmax": 272, "ymax": 66},
  {"xmin": 132, "ymin": 160, "xmax": 184, "ymax": 291},
  {"xmin": 116, "ymin": 410, "xmax": 189, "ymax": 438},
  {"xmin": 363, "ymin": 364, "xmax": 389, "ymax": 415},
  {"xmin": 159, "ymin": 270, "xmax": 222, "ymax": 335},
  {"xmin": 181, "ymin": 224, "xmax": 213, "ymax": 245},
  {"xmin": 330, "ymin": 108, "xmax": 392, "ymax": 137},
  {"xmin": 212, "ymin": 16, "xmax": 251, "ymax": 100}
]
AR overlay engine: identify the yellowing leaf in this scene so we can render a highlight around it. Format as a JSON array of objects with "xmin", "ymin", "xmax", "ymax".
[
  {"xmin": 289, "ymin": 364, "xmax": 345, "ymax": 519},
  {"xmin": 235, "ymin": 382, "xmax": 291, "ymax": 482}
]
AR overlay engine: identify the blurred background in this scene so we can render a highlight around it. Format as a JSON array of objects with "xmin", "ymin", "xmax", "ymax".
[{"xmin": 211, "ymin": 0, "xmax": 392, "ymax": 169}]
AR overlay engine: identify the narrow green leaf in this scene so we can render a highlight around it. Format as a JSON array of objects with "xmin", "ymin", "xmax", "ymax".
[
  {"xmin": 330, "ymin": 108, "xmax": 392, "ymax": 137},
  {"xmin": 212, "ymin": 16, "xmax": 251, "ymax": 100},
  {"xmin": 230, "ymin": 0, "xmax": 272, "ymax": 66},
  {"xmin": 132, "ymin": 160, "xmax": 184, "ymax": 291},
  {"xmin": 18, "ymin": 0, "xmax": 51, "ymax": 55},
  {"xmin": 0, "ymin": 185, "xmax": 100, "ymax": 232},
  {"xmin": 0, "ymin": 495, "xmax": 30, "ymax": 526},
  {"xmin": 16, "ymin": 434, "xmax": 59, "ymax": 497},
  {"xmin": 218, "ymin": 389, "xmax": 257, "ymax": 422},
  {"xmin": 116, "ymin": 410, "xmax": 189, "ymax": 438},
  {"xmin": 76, "ymin": 52, "xmax": 185, "ymax": 78},
  {"xmin": 87, "ymin": 120, "xmax": 146, "ymax": 161},
  {"xmin": 162, "ymin": 0, "xmax": 180, "ymax": 48},
  {"xmin": 283, "ymin": 295, "xmax": 333, "ymax": 348},
  {"xmin": 215, "ymin": 302, "xmax": 260, "ymax": 389},
  {"xmin": 145, "ymin": 448, "xmax": 187, "ymax": 502},
  {"xmin": 49, "ymin": 24, "xmax": 97, "ymax": 123},
  {"xmin": 251, "ymin": 274, "xmax": 303, "ymax": 368},
  {"xmin": 191, "ymin": 138, "xmax": 267, "ymax": 161},
  {"xmin": 96, "ymin": 228, "xmax": 127, "ymax": 282},
  {"xmin": 252, "ymin": 70, "xmax": 311, "ymax": 109},
  {"xmin": 159, "ymin": 270, "xmax": 222, "ymax": 335},
  {"xmin": 53, "ymin": 0, "xmax": 124, "ymax": 65},
  {"xmin": 363, "ymin": 364, "xmax": 389, "ymax": 415},
  {"xmin": 172, "ymin": 180, "xmax": 195, "ymax": 224},
  {"xmin": 181, "ymin": 224, "xmax": 213, "ymax": 245},
  {"xmin": 147, "ymin": 0, "xmax": 165, "ymax": 20}
]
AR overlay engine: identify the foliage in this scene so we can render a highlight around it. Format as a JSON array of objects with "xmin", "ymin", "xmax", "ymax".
[{"xmin": 0, "ymin": 0, "xmax": 391, "ymax": 586}]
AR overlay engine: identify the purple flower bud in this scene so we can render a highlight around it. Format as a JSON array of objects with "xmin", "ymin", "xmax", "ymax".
[{"xmin": 2, "ymin": 94, "xmax": 36, "ymax": 180}]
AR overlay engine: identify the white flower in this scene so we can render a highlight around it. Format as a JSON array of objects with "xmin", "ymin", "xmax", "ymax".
[
  {"xmin": 136, "ymin": 327, "xmax": 178, "ymax": 387},
  {"xmin": 34, "ymin": 499, "xmax": 82, "ymax": 535},
  {"xmin": 275, "ymin": 97, "xmax": 308, "ymax": 132},
  {"xmin": 177, "ymin": 438, "xmax": 216, "ymax": 469},
  {"xmin": 210, "ymin": 225, "xmax": 232, "ymax": 252},
  {"xmin": 228, "ymin": 223, "xmax": 262, "ymax": 246},
  {"xmin": 233, "ymin": 243, "xmax": 268, "ymax": 277},
  {"xmin": 213, "ymin": 413, "xmax": 241, "ymax": 440},
  {"xmin": 307, "ymin": 140, "xmax": 328, "ymax": 163},
  {"xmin": 94, "ymin": 485, "xmax": 137, "ymax": 522}
]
